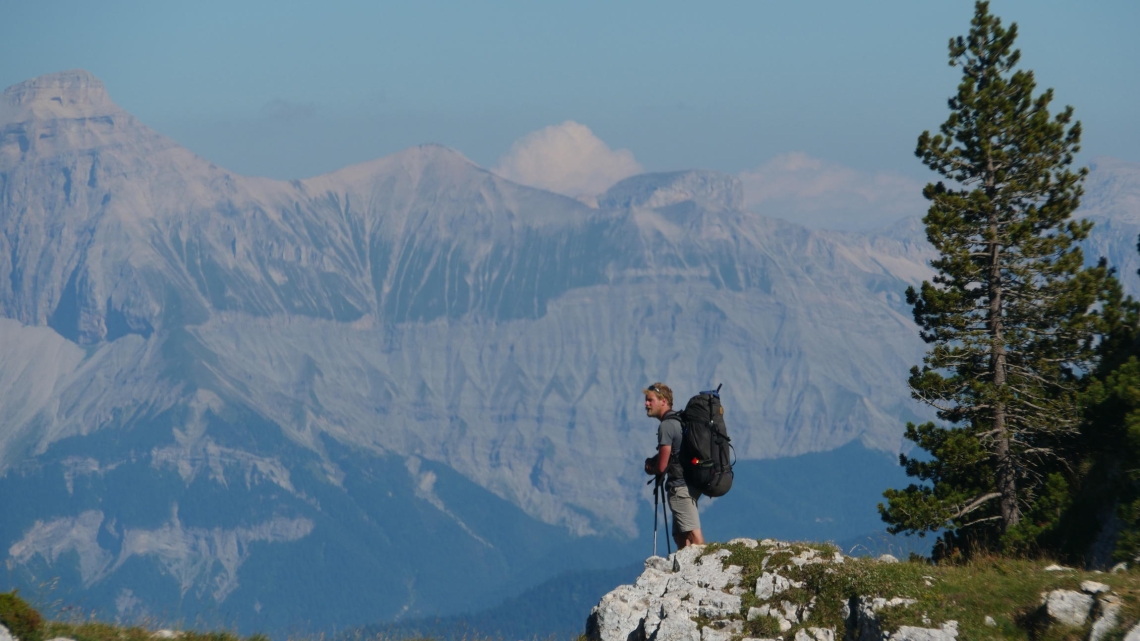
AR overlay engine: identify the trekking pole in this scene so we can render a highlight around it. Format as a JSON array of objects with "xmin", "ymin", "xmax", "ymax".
[{"xmin": 649, "ymin": 475, "xmax": 660, "ymax": 557}]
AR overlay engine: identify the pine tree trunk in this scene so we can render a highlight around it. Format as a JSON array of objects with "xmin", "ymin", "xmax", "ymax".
[{"xmin": 987, "ymin": 173, "xmax": 1020, "ymax": 533}]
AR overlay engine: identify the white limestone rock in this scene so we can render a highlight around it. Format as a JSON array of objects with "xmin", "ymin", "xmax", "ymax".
[
  {"xmin": 1042, "ymin": 589, "xmax": 1095, "ymax": 627},
  {"xmin": 794, "ymin": 628, "xmax": 835, "ymax": 641},
  {"xmin": 586, "ymin": 584, "xmax": 654, "ymax": 641},
  {"xmin": 789, "ymin": 548, "xmax": 823, "ymax": 568},
  {"xmin": 646, "ymin": 555, "xmax": 673, "ymax": 573},
  {"xmin": 644, "ymin": 598, "xmax": 701, "ymax": 641},
  {"xmin": 889, "ymin": 621, "xmax": 958, "ymax": 641},
  {"xmin": 701, "ymin": 620, "xmax": 743, "ymax": 641},
  {"xmin": 679, "ymin": 548, "xmax": 743, "ymax": 591},
  {"xmin": 777, "ymin": 600, "xmax": 801, "ymax": 624},
  {"xmin": 588, "ymin": 547, "xmax": 745, "ymax": 641},
  {"xmin": 878, "ymin": 554, "xmax": 900, "ymax": 564},
  {"xmin": 700, "ymin": 626, "xmax": 731, "ymax": 641},
  {"xmin": 1090, "ymin": 595, "xmax": 1123, "ymax": 641},
  {"xmin": 872, "ymin": 597, "xmax": 918, "ymax": 611},
  {"xmin": 696, "ymin": 589, "xmax": 742, "ymax": 619},
  {"xmin": 843, "ymin": 596, "xmax": 919, "ymax": 641},
  {"xmin": 1081, "ymin": 580, "xmax": 1111, "ymax": 594},
  {"xmin": 756, "ymin": 571, "xmax": 802, "ymax": 599},
  {"xmin": 635, "ymin": 565, "xmax": 673, "ymax": 598},
  {"xmin": 728, "ymin": 538, "xmax": 758, "ymax": 549}
]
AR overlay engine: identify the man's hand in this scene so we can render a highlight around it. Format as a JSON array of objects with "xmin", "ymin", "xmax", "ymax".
[{"xmin": 645, "ymin": 446, "xmax": 672, "ymax": 475}]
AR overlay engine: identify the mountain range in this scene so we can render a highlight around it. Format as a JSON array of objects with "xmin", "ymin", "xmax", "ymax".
[{"xmin": 1, "ymin": 69, "xmax": 1138, "ymax": 636}]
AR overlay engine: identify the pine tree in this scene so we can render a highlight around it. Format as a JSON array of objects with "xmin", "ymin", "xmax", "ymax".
[
  {"xmin": 1055, "ymin": 247, "xmax": 1140, "ymax": 564},
  {"xmin": 879, "ymin": 1, "xmax": 1114, "ymax": 555}
]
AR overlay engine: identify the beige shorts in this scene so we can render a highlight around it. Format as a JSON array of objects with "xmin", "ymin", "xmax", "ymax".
[{"xmin": 668, "ymin": 481, "xmax": 702, "ymax": 534}]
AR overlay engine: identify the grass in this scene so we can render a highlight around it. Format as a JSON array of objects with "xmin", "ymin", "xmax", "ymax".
[
  {"xmin": 24, "ymin": 616, "xmax": 519, "ymax": 641},
  {"xmin": 34, "ymin": 622, "xmax": 464, "ymax": 641},
  {"xmin": 705, "ymin": 540, "xmax": 1140, "ymax": 640},
  {"xmin": 0, "ymin": 595, "xmax": 267, "ymax": 641},
  {"xmin": 37, "ymin": 621, "xmax": 271, "ymax": 641}
]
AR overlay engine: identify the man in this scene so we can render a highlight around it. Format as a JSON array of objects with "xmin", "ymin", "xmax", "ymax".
[{"xmin": 643, "ymin": 382, "xmax": 704, "ymax": 549}]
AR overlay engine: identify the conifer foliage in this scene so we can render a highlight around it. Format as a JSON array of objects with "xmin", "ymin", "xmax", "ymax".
[
  {"xmin": 1063, "ymin": 263, "xmax": 1140, "ymax": 563},
  {"xmin": 879, "ymin": 1, "xmax": 1114, "ymax": 555}
]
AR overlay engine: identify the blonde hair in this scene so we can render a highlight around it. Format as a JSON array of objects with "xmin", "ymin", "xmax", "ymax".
[{"xmin": 643, "ymin": 382, "xmax": 673, "ymax": 407}]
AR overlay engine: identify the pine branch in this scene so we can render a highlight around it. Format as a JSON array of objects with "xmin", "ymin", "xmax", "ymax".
[{"xmin": 953, "ymin": 492, "xmax": 1003, "ymax": 519}]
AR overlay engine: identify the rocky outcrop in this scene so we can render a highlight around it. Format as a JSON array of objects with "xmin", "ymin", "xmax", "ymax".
[
  {"xmin": 586, "ymin": 545, "xmax": 744, "ymax": 641},
  {"xmin": 587, "ymin": 540, "xmax": 1140, "ymax": 641},
  {"xmin": 586, "ymin": 539, "xmax": 957, "ymax": 641}
]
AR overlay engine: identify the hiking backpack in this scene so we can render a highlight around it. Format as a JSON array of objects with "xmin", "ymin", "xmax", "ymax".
[{"xmin": 677, "ymin": 385, "xmax": 735, "ymax": 498}]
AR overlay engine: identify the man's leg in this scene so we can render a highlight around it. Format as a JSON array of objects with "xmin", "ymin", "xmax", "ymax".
[
  {"xmin": 674, "ymin": 527, "xmax": 704, "ymax": 548},
  {"xmin": 667, "ymin": 482, "xmax": 702, "ymax": 548}
]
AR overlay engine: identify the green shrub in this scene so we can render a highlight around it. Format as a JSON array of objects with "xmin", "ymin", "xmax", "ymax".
[
  {"xmin": 0, "ymin": 591, "xmax": 43, "ymax": 641},
  {"xmin": 744, "ymin": 614, "xmax": 782, "ymax": 638}
]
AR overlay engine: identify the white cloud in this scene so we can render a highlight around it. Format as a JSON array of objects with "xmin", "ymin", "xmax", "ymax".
[
  {"xmin": 738, "ymin": 152, "xmax": 928, "ymax": 231},
  {"xmin": 493, "ymin": 121, "xmax": 642, "ymax": 198}
]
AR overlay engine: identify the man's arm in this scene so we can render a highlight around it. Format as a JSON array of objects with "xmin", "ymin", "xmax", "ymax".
[
  {"xmin": 644, "ymin": 445, "xmax": 672, "ymax": 475},
  {"xmin": 654, "ymin": 445, "xmax": 671, "ymax": 474}
]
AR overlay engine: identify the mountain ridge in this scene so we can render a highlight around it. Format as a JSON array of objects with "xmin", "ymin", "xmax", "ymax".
[
  {"xmin": 3, "ymin": 69, "xmax": 1139, "ymax": 634},
  {"xmin": 0, "ymin": 69, "xmax": 938, "ymax": 539}
]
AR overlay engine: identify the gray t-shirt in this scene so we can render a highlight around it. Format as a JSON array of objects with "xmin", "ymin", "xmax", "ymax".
[{"xmin": 656, "ymin": 415, "xmax": 685, "ymax": 487}]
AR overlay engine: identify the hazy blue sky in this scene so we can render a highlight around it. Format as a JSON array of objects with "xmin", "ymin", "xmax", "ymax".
[{"xmin": 2, "ymin": 1, "xmax": 1137, "ymax": 227}]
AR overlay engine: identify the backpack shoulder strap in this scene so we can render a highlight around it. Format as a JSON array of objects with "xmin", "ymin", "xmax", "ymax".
[
  {"xmin": 659, "ymin": 411, "xmax": 685, "ymax": 470},
  {"xmin": 661, "ymin": 410, "xmax": 684, "ymax": 430}
]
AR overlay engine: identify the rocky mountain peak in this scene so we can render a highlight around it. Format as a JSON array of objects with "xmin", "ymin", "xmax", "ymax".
[
  {"xmin": 368, "ymin": 142, "xmax": 476, "ymax": 172},
  {"xmin": 308, "ymin": 143, "xmax": 486, "ymax": 193},
  {"xmin": 598, "ymin": 170, "xmax": 744, "ymax": 212},
  {"xmin": 1, "ymin": 69, "xmax": 118, "ymax": 124}
]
